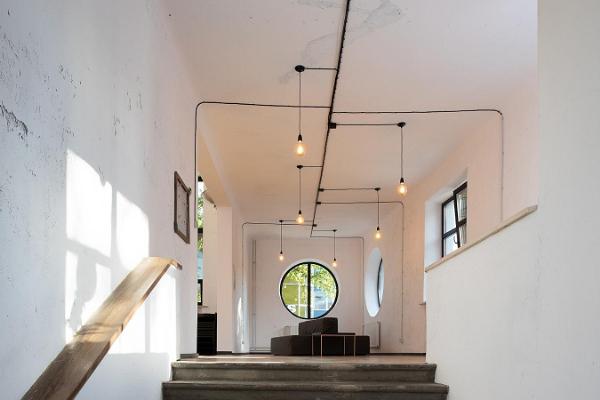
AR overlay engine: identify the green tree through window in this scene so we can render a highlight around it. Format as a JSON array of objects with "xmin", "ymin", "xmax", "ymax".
[{"xmin": 280, "ymin": 262, "xmax": 338, "ymax": 319}]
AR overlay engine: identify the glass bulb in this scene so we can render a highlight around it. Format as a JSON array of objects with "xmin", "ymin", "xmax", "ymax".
[
  {"xmin": 296, "ymin": 212, "xmax": 304, "ymax": 224},
  {"xmin": 295, "ymin": 140, "xmax": 305, "ymax": 156},
  {"xmin": 398, "ymin": 179, "xmax": 407, "ymax": 196},
  {"xmin": 375, "ymin": 228, "xmax": 382, "ymax": 240},
  {"xmin": 279, "ymin": 252, "xmax": 284, "ymax": 262},
  {"xmin": 332, "ymin": 258, "xmax": 338, "ymax": 268}
]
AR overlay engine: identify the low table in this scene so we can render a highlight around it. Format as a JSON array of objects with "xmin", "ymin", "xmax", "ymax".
[{"xmin": 312, "ymin": 333, "xmax": 357, "ymax": 357}]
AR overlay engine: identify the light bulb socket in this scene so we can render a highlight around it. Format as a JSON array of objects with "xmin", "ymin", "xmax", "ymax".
[
  {"xmin": 400, "ymin": 177, "xmax": 405, "ymax": 184},
  {"xmin": 297, "ymin": 134, "xmax": 303, "ymax": 142},
  {"xmin": 377, "ymin": 226, "xmax": 380, "ymax": 231}
]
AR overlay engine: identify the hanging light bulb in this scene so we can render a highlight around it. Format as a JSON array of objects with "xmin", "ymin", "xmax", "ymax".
[
  {"xmin": 375, "ymin": 188, "xmax": 382, "ymax": 239},
  {"xmin": 278, "ymin": 220, "xmax": 285, "ymax": 261},
  {"xmin": 295, "ymin": 134, "xmax": 305, "ymax": 156},
  {"xmin": 296, "ymin": 165, "xmax": 304, "ymax": 224},
  {"xmin": 332, "ymin": 229, "xmax": 338, "ymax": 267},
  {"xmin": 397, "ymin": 122, "xmax": 408, "ymax": 196},
  {"xmin": 398, "ymin": 177, "xmax": 407, "ymax": 196},
  {"xmin": 295, "ymin": 65, "xmax": 306, "ymax": 157}
]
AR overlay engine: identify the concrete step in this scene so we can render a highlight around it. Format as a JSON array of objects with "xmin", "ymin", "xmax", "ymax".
[
  {"xmin": 170, "ymin": 361, "xmax": 437, "ymax": 383},
  {"xmin": 162, "ymin": 380, "xmax": 449, "ymax": 400}
]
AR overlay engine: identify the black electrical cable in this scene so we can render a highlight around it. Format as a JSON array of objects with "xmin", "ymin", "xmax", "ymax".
[
  {"xmin": 298, "ymin": 72, "xmax": 302, "ymax": 134},
  {"xmin": 305, "ymin": 67, "xmax": 338, "ymax": 71},
  {"xmin": 332, "ymin": 108, "xmax": 503, "ymax": 116},
  {"xmin": 310, "ymin": 0, "xmax": 352, "ymax": 237},
  {"xmin": 317, "ymin": 201, "xmax": 403, "ymax": 205},
  {"xmin": 320, "ymin": 187, "xmax": 378, "ymax": 191},
  {"xmin": 333, "ymin": 123, "xmax": 399, "ymax": 126}
]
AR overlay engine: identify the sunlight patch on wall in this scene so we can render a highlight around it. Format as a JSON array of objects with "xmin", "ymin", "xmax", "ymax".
[
  {"xmin": 148, "ymin": 272, "xmax": 177, "ymax": 358},
  {"xmin": 66, "ymin": 149, "xmax": 112, "ymax": 257},
  {"xmin": 110, "ymin": 302, "xmax": 146, "ymax": 354},
  {"xmin": 116, "ymin": 191, "xmax": 149, "ymax": 269}
]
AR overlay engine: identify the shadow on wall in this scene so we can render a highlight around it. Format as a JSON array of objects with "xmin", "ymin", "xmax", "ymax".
[{"xmin": 0, "ymin": 7, "xmax": 193, "ymax": 399}]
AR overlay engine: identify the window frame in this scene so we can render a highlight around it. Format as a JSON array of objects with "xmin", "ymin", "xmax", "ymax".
[
  {"xmin": 279, "ymin": 261, "xmax": 339, "ymax": 320},
  {"xmin": 441, "ymin": 181, "xmax": 468, "ymax": 257},
  {"xmin": 376, "ymin": 257, "xmax": 384, "ymax": 308}
]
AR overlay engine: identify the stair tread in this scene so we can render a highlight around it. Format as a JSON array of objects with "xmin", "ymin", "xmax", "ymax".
[
  {"xmin": 163, "ymin": 380, "xmax": 449, "ymax": 393},
  {"xmin": 172, "ymin": 361, "xmax": 436, "ymax": 371}
]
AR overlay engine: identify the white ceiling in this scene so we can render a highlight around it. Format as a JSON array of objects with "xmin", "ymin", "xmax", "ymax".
[{"xmin": 164, "ymin": 0, "xmax": 536, "ymax": 238}]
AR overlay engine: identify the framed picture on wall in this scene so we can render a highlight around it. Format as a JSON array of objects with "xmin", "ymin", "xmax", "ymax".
[{"xmin": 174, "ymin": 171, "xmax": 191, "ymax": 243}]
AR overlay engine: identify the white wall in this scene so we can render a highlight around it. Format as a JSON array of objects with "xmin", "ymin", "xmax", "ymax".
[
  {"xmin": 0, "ymin": 1, "xmax": 197, "ymax": 399},
  {"xmin": 365, "ymin": 114, "xmax": 503, "ymax": 353},
  {"xmin": 426, "ymin": 214, "xmax": 539, "ymax": 398},
  {"xmin": 426, "ymin": 1, "xmax": 600, "ymax": 398},
  {"xmin": 362, "ymin": 205, "xmax": 414, "ymax": 353},
  {"xmin": 252, "ymin": 238, "xmax": 363, "ymax": 350}
]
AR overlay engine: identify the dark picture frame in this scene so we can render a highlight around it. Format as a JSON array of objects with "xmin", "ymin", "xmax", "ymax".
[{"xmin": 174, "ymin": 171, "xmax": 191, "ymax": 244}]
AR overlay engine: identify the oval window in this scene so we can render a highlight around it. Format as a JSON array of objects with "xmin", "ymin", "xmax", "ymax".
[
  {"xmin": 280, "ymin": 262, "xmax": 338, "ymax": 319},
  {"xmin": 365, "ymin": 248, "xmax": 384, "ymax": 316}
]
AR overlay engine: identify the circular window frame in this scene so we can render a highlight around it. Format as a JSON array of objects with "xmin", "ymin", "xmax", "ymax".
[
  {"xmin": 365, "ymin": 248, "xmax": 383, "ymax": 317},
  {"xmin": 279, "ymin": 261, "xmax": 339, "ymax": 320}
]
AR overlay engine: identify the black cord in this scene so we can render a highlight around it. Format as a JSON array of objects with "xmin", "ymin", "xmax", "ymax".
[
  {"xmin": 310, "ymin": 0, "xmax": 351, "ymax": 238},
  {"xmin": 333, "ymin": 229, "xmax": 337, "ymax": 259},
  {"xmin": 305, "ymin": 67, "xmax": 338, "ymax": 71},
  {"xmin": 401, "ymin": 124, "xmax": 404, "ymax": 179},
  {"xmin": 320, "ymin": 187, "xmax": 378, "ymax": 191},
  {"xmin": 317, "ymin": 201, "xmax": 403, "ymax": 205},
  {"xmin": 298, "ymin": 166, "xmax": 302, "ymax": 214},
  {"xmin": 298, "ymin": 72, "xmax": 302, "ymax": 134},
  {"xmin": 377, "ymin": 189, "xmax": 380, "ymax": 227},
  {"xmin": 333, "ymin": 123, "xmax": 398, "ymax": 126},
  {"xmin": 332, "ymin": 108, "xmax": 502, "ymax": 116}
]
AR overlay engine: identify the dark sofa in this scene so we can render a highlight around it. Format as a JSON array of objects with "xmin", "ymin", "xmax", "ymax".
[{"xmin": 271, "ymin": 318, "xmax": 370, "ymax": 356}]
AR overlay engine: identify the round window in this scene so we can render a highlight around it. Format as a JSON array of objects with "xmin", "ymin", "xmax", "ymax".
[
  {"xmin": 280, "ymin": 261, "xmax": 338, "ymax": 319},
  {"xmin": 365, "ymin": 248, "xmax": 384, "ymax": 316}
]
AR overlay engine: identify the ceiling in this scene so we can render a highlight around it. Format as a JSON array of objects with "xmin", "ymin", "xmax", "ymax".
[{"xmin": 164, "ymin": 0, "xmax": 536, "ymax": 238}]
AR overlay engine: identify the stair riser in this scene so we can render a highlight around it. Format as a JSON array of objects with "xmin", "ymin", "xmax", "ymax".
[
  {"xmin": 163, "ymin": 388, "xmax": 447, "ymax": 400},
  {"xmin": 172, "ymin": 368, "xmax": 436, "ymax": 383}
]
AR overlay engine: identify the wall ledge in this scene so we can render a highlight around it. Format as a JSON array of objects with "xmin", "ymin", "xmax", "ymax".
[{"xmin": 425, "ymin": 205, "xmax": 538, "ymax": 273}]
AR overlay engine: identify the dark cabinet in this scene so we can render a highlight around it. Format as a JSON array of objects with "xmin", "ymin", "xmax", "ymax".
[{"xmin": 197, "ymin": 313, "xmax": 217, "ymax": 355}]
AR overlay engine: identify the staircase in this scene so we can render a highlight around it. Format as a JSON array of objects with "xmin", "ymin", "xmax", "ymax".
[{"xmin": 162, "ymin": 358, "xmax": 449, "ymax": 399}]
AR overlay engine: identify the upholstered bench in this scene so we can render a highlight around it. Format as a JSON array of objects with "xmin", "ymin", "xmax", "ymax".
[{"xmin": 271, "ymin": 317, "xmax": 370, "ymax": 356}]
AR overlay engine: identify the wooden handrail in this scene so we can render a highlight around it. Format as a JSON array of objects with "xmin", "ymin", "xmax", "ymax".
[{"xmin": 22, "ymin": 257, "xmax": 182, "ymax": 400}]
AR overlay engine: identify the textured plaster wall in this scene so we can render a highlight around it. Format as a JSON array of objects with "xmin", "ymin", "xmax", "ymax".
[
  {"xmin": 427, "ymin": 1, "xmax": 600, "ymax": 398},
  {"xmin": 0, "ymin": 1, "xmax": 197, "ymax": 399}
]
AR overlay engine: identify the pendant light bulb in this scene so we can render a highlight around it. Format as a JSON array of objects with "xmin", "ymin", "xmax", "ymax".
[
  {"xmin": 278, "ymin": 219, "xmax": 285, "ymax": 261},
  {"xmin": 398, "ymin": 178, "xmax": 407, "ymax": 196},
  {"xmin": 296, "ymin": 211, "xmax": 304, "ymax": 224},
  {"xmin": 295, "ymin": 134, "xmax": 305, "ymax": 157},
  {"xmin": 332, "ymin": 258, "xmax": 338, "ymax": 268},
  {"xmin": 375, "ymin": 226, "xmax": 382, "ymax": 240}
]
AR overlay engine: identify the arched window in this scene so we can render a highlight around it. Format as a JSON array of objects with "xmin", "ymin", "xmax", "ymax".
[{"xmin": 280, "ymin": 261, "xmax": 338, "ymax": 319}]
